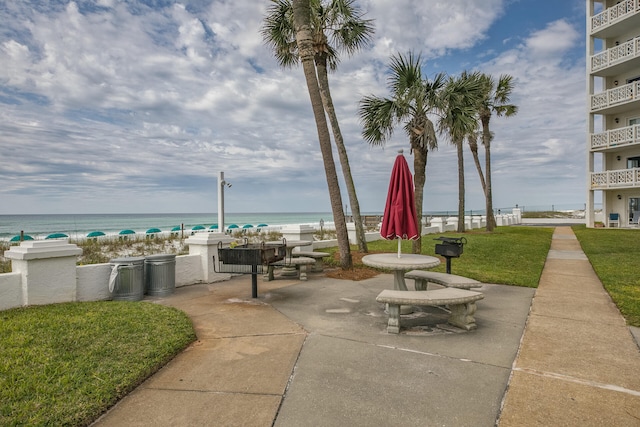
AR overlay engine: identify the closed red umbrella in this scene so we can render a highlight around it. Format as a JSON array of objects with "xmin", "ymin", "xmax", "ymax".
[{"xmin": 380, "ymin": 150, "xmax": 419, "ymax": 257}]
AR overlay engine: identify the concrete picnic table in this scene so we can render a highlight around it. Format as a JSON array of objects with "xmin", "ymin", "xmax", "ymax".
[
  {"xmin": 267, "ymin": 240, "xmax": 312, "ymax": 276},
  {"xmin": 362, "ymin": 253, "xmax": 441, "ymax": 314}
]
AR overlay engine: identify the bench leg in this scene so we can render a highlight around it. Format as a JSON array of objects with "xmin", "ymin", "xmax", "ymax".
[
  {"xmin": 311, "ymin": 259, "xmax": 323, "ymax": 272},
  {"xmin": 386, "ymin": 304, "xmax": 401, "ymax": 334},
  {"xmin": 448, "ymin": 302, "xmax": 478, "ymax": 331},
  {"xmin": 414, "ymin": 278, "xmax": 428, "ymax": 291},
  {"xmin": 264, "ymin": 265, "xmax": 275, "ymax": 281},
  {"xmin": 299, "ymin": 264, "xmax": 308, "ymax": 281}
]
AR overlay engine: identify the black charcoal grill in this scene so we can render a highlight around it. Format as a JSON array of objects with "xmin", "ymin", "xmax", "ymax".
[
  {"xmin": 214, "ymin": 238, "xmax": 286, "ymax": 297},
  {"xmin": 434, "ymin": 236, "xmax": 467, "ymax": 274}
]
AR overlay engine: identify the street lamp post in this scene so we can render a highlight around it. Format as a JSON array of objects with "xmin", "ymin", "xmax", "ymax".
[{"xmin": 218, "ymin": 171, "xmax": 231, "ymax": 233}]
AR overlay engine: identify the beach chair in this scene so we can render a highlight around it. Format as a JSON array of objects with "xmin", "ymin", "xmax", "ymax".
[{"xmin": 608, "ymin": 213, "xmax": 619, "ymax": 228}]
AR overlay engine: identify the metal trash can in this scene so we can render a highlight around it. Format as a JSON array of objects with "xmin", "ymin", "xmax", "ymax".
[
  {"xmin": 109, "ymin": 257, "xmax": 145, "ymax": 301},
  {"xmin": 144, "ymin": 254, "xmax": 176, "ymax": 296}
]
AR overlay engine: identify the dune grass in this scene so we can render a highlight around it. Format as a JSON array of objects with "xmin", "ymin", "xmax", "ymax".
[{"xmin": 0, "ymin": 301, "xmax": 196, "ymax": 426}]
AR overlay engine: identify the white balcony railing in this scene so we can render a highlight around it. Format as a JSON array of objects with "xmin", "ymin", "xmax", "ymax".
[
  {"xmin": 591, "ymin": 0, "xmax": 640, "ymax": 33},
  {"xmin": 591, "ymin": 36, "xmax": 640, "ymax": 72},
  {"xmin": 591, "ymin": 124, "xmax": 640, "ymax": 150},
  {"xmin": 590, "ymin": 81, "xmax": 640, "ymax": 112},
  {"xmin": 591, "ymin": 167, "xmax": 640, "ymax": 189}
]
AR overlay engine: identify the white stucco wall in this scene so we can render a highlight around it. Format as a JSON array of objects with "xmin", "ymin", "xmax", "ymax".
[
  {"xmin": 77, "ymin": 263, "xmax": 112, "ymax": 302},
  {"xmin": 175, "ymin": 254, "xmax": 203, "ymax": 287},
  {"xmin": 0, "ymin": 272, "xmax": 22, "ymax": 311}
]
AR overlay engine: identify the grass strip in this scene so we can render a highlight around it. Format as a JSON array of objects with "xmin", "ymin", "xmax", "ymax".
[
  {"xmin": 0, "ymin": 301, "xmax": 196, "ymax": 426},
  {"xmin": 573, "ymin": 225, "xmax": 640, "ymax": 327}
]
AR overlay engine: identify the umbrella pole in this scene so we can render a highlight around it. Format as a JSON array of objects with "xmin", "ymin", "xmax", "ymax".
[{"xmin": 397, "ymin": 239, "xmax": 401, "ymax": 258}]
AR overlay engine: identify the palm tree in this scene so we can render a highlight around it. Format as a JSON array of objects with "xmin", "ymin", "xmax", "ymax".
[
  {"xmin": 476, "ymin": 73, "xmax": 518, "ymax": 231},
  {"xmin": 262, "ymin": 0, "xmax": 374, "ymax": 252},
  {"xmin": 358, "ymin": 52, "xmax": 445, "ymax": 253},
  {"xmin": 438, "ymin": 72, "xmax": 483, "ymax": 232},
  {"xmin": 291, "ymin": 0, "xmax": 352, "ymax": 268}
]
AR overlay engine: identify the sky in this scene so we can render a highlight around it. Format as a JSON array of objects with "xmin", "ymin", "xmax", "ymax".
[{"xmin": 0, "ymin": 0, "xmax": 587, "ymax": 215}]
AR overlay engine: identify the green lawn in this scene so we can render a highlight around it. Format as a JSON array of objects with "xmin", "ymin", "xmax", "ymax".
[
  {"xmin": 0, "ymin": 301, "xmax": 196, "ymax": 426},
  {"xmin": 363, "ymin": 226, "xmax": 554, "ymax": 288},
  {"xmin": 573, "ymin": 225, "xmax": 640, "ymax": 327}
]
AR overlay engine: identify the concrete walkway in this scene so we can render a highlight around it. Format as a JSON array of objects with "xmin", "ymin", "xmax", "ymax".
[
  {"xmin": 498, "ymin": 226, "xmax": 640, "ymax": 426},
  {"xmin": 93, "ymin": 226, "xmax": 640, "ymax": 426}
]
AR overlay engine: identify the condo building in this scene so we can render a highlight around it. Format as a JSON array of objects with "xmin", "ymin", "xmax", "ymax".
[{"xmin": 586, "ymin": 0, "xmax": 640, "ymax": 227}]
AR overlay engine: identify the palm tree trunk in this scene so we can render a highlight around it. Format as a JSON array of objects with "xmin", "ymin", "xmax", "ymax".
[
  {"xmin": 481, "ymin": 117, "xmax": 496, "ymax": 231},
  {"xmin": 468, "ymin": 135, "xmax": 487, "ymax": 197},
  {"xmin": 315, "ymin": 57, "xmax": 368, "ymax": 253},
  {"xmin": 292, "ymin": 0, "xmax": 352, "ymax": 268},
  {"xmin": 412, "ymin": 145, "xmax": 428, "ymax": 254},
  {"xmin": 456, "ymin": 139, "xmax": 465, "ymax": 232}
]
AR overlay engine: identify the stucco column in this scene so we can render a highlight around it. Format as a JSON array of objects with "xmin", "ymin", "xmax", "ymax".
[
  {"xmin": 281, "ymin": 224, "xmax": 315, "ymax": 252},
  {"xmin": 430, "ymin": 217, "xmax": 444, "ymax": 232},
  {"xmin": 512, "ymin": 208, "xmax": 522, "ymax": 224},
  {"xmin": 185, "ymin": 232, "xmax": 235, "ymax": 283},
  {"xmin": 346, "ymin": 223, "xmax": 357, "ymax": 245},
  {"xmin": 4, "ymin": 240, "xmax": 82, "ymax": 306}
]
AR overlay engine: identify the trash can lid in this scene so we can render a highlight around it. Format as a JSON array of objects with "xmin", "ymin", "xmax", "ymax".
[
  {"xmin": 145, "ymin": 253, "xmax": 176, "ymax": 260},
  {"xmin": 109, "ymin": 256, "xmax": 146, "ymax": 264}
]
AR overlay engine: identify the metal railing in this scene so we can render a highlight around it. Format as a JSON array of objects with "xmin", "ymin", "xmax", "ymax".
[
  {"xmin": 590, "ymin": 81, "xmax": 640, "ymax": 112},
  {"xmin": 591, "ymin": 36, "xmax": 640, "ymax": 72},
  {"xmin": 591, "ymin": 167, "xmax": 640, "ymax": 189},
  {"xmin": 591, "ymin": 0, "xmax": 640, "ymax": 33},
  {"xmin": 590, "ymin": 124, "xmax": 640, "ymax": 150}
]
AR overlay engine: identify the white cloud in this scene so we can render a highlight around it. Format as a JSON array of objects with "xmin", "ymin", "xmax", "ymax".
[{"xmin": 0, "ymin": 0, "xmax": 587, "ymax": 214}]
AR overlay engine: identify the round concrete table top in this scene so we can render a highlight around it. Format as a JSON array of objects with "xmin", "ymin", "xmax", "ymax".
[{"xmin": 361, "ymin": 253, "xmax": 440, "ymax": 271}]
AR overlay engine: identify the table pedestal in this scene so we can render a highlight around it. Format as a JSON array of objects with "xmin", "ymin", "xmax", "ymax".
[
  {"xmin": 280, "ymin": 265, "xmax": 298, "ymax": 276},
  {"xmin": 392, "ymin": 270, "xmax": 414, "ymax": 314}
]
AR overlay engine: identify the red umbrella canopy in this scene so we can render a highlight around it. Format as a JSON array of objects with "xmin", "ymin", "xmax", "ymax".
[{"xmin": 380, "ymin": 151, "xmax": 419, "ymax": 241}]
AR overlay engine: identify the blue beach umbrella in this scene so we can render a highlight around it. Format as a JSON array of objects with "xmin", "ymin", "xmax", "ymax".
[
  {"xmin": 146, "ymin": 228, "xmax": 162, "ymax": 234},
  {"xmin": 227, "ymin": 224, "xmax": 239, "ymax": 229},
  {"xmin": 10, "ymin": 235, "xmax": 34, "ymax": 242},
  {"xmin": 87, "ymin": 231, "xmax": 105, "ymax": 238},
  {"xmin": 209, "ymin": 224, "xmax": 218, "ymax": 229},
  {"xmin": 257, "ymin": 223, "xmax": 268, "ymax": 228},
  {"xmin": 119, "ymin": 229, "xmax": 136, "ymax": 235},
  {"xmin": 171, "ymin": 226, "xmax": 181, "ymax": 231},
  {"xmin": 192, "ymin": 225, "xmax": 205, "ymax": 230},
  {"xmin": 46, "ymin": 233, "xmax": 68, "ymax": 239},
  {"xmin": 242, "ymin": 224, "xmax": 253, "ymax": 229}
]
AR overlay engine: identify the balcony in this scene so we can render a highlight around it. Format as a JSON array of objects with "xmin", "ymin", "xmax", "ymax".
[
  {"xmin": 591, "ymin": 0, "xmax": 640, "ymax": 38},
  {"xmin": 591, "ymin": 167, "xmax": 640, "ymax": 189},
  {"xmin": 591, "ymin": 36, "xmax": 640, "ymax": 76},
  {"xmin": 590, "ymin": 80, "xmax": 640, "ymax": 114},
  {"xmin": 591, "ymin": 124, "xmax": 640, "ymax": 150}
]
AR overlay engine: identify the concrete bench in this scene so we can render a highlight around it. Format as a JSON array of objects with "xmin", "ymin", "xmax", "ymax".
[
  {"xmin": 376, "ymin": 288, "xmax": 484, "ymax": 333},
  {"xmin": 294, "ymin": 251, "xmax": 331, "ymax": 272},
  {"xmin": 266, "ymin": 256, "xmax": 316, "ymax": 281},
  {"xmin": 405, "ymin": 270, "xmax": 482, "ymax": 290}
]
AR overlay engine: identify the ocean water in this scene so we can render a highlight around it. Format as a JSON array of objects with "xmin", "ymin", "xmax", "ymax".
[{"xmin": 0, "ymin": 212, "xmax": 340, "ymax": 241}]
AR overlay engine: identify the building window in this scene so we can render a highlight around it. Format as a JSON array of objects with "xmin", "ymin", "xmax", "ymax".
[{"xmin": 628, "ymin": 156, "xmax": 640, "ymax": 169}]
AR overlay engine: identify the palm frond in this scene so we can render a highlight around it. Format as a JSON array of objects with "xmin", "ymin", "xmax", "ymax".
[
  {"xmin": 388, "ymin": 52, "xmax": 422, "ymax": 95},
  {"xmin": 358, "ymin": 96, "xmax": 398, "ymax": 146}
]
